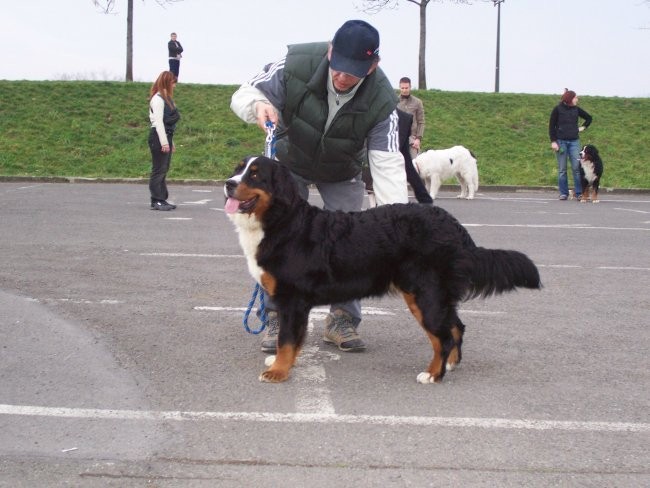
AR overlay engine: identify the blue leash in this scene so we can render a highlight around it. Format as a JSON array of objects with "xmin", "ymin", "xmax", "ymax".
[
  {"xmin": 243, "ymin": 282, "xmax": 267, "ymax": 334},
  {"xmin": 242, "ymin": 121, "xmax": 276, "ymax": 334}
]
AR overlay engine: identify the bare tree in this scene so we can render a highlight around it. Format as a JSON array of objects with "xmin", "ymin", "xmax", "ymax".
[
  {"xmin": 358, "ymin": 0, "xmax": 476, "ymax": 89},
  {"xmin": 93, "ymin": 0, "xmax": 182, "ymax": 81}
]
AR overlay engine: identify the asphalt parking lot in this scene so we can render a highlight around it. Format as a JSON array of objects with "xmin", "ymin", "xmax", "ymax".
[{"xmin": 1, "ymin": 181, "xmax": 649, "ymax": 487}]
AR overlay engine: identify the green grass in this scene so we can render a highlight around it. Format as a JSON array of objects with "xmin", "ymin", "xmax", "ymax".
[{"xmin": 1, "ymin": 80, "xmax": 648, "ymax": 188}]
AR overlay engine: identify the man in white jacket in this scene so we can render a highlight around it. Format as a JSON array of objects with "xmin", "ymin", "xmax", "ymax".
[{"xmin": 231, "ymin": 20, "xmax": 408, "ymax": 353}]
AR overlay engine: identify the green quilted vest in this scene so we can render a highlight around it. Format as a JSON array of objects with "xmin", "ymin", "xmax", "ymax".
[{"xmin": 277, "ymin": 42, "xmax": 397, "ymax": 182}]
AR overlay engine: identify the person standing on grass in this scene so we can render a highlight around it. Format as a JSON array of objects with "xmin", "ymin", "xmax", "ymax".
[
  {"xmin": 549, "ymin": 89, "xmax": 592, "ymax": 200},
  {"xmin": 397, "ymin": 76, "xmax": 425, "ymax": 159},
  {"xmin": 148, "ymin": 71, "xmax": 180, "ymax": 211},
  {"xmin": 231, "ymin": 19, "xmax": 409, "ymax": 354},
  {"xmin": 168, "ymin": 33, "xmax": 183, "ymax": 79}
]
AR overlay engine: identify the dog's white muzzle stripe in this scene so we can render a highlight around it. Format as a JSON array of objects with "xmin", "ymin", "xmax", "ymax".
[{"xmin": 224, "ymin": 157, "xmax": 259, "ymax": 198}]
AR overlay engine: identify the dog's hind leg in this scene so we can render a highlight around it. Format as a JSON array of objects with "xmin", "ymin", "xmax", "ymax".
[
  {"xmin": 401, "ymin": 291, "xmax": 454, "ymax": 384},
  {"xmin": 259, "ymin": 306, "xmax": 309, "ymax": 383},
  {"xmin": 446, "ymin": 312, "xmax": 466, "ymax": 371},
  {"xmin": 429, "ymin": 174, "xmax": 442, "ymax": 200},
  {"xmin": 457, "ymin": 174, "xmax": 468, "ymax": 199}
]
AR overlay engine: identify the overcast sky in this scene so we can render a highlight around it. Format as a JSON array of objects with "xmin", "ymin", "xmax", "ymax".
[{"xmin": 4, "ymin": 0, "xmax": 649, "ymax": 97}]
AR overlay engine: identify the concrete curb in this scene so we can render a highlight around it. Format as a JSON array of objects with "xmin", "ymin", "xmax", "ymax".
[{"xmin": 1, "ymin": 175, "xmax": 648, "ymax": 195}]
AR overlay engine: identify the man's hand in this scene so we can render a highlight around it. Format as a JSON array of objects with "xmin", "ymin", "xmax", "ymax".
[{"xmin": 254, "ymin": 101, "xmax": 279, "ymax": 131}]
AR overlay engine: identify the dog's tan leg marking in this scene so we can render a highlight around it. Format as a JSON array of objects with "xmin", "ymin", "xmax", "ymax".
[
  {"xmin": 260, "ymin": 272, "xmax": 277, "ymax": 297},
  {"xmin": 401, "ymin": 292, "xmax": 444, "ymax": 384},
  {"xmin": 402, "ymin": 291, "xmax": 423, "ymax": 323},
  {"xmin": 420, "ymin": 332, "xmax": 445, "ymax": 384},
  {"xmin": 592, "ymin": 189, "xmax": 599, "ymax": 203},
  {"xmin": 446, "ymin": 326, "xmax": 463, "ymax": 370},
  {"xmin": 260, "ymin": 344, "xmax": 297, "ymax": 383}
]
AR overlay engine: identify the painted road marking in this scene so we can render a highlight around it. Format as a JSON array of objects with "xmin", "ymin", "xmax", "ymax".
[
  {"xmin": 180, "ymin": 199, "xmax": 213, "ymax": 205},
  {"xmin": 613, "ymin": 207, "xmax": 650, "ymax": 214},
  {"xmin": 0, "ymin": 404, "xmax": 646, "ymax": 433},
  {"xmin": 140, "ymin": 253, "xmax": 244, "ymax": 258},
  {"xmin": 464, "ymin": 223, "xmax": 650, "ymax": 231}
]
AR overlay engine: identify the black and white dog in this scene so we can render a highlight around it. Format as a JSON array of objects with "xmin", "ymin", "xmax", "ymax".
[
  {"xmin": 224, "ymin": 156, "xmax": 540, "ymax": 384},
  {"xmin": 579, "ymin": 144, "xmax": 604, "ymax": 203}
]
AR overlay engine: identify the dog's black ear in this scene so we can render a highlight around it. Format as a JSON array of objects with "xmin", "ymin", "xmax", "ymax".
[{"xmin": 265, "ymin": 158, "xmax": 302, "ymax": 209}]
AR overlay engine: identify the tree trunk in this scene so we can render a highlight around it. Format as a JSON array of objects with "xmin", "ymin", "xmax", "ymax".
[
  {"xmin": 418, "ymin": 1, "xmax": 428, "ymax": 89},
  {"xmin": 125, "ymin": 0, "xmax": 133, "ymax": 81}
]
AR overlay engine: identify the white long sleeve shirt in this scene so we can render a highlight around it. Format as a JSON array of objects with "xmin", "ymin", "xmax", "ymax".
[{"xmin": 149, "ymin": 94, "xmax": 169, "ymax": 147}]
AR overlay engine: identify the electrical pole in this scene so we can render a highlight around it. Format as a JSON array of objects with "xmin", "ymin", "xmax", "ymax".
[{"xmin": 494, "ymin": 0, "xmax": 504, "ymax": 93}]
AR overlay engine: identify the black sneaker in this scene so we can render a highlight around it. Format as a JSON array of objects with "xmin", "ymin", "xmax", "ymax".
[
  {"xmin": 163, "ymin": 201, "xmax": 177, "ymax": 209},
  {"xmin": 151, "ymin": 201, "xmax": 174, "ymax": 211}
]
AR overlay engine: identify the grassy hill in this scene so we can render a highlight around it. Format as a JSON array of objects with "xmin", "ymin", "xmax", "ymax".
[{"xmin": 1, "ymin": 80, "xmax": 648, "ymax": 188}]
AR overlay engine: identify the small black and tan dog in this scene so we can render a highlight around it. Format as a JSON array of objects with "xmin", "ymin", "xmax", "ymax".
[
  {"xmin": 224, "ymin": 156, "xmax": 541, "ymax": 385},
  {"xmin": 579, "ymin": 144, "xmax": 604, "ymax": 203}
]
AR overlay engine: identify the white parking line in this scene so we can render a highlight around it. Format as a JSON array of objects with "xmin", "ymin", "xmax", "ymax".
[
  {"xmin": 141, "ymin": 253, "xmax": 244, "ymax": 258},
  {"xmin": 464, "ymin": 223, "xmax": 650, "ymax": 231},
  {"xmin": 294, "ymin": 320, "xmax": 336, "ymax": 415},
  {"xmin": 195, "ymin": 306, "xmax": 504, "ymax": 316},
  {"xmin": 613, "ymin": 207, "xmax": 650, "ymax": 214},
  {"xmin": 538, "ymin": 264, "xmax": 650, "ymax": 272},
  {"xmin": 0, "ymin": 404, "xmax": 646, "ymax": 433}
]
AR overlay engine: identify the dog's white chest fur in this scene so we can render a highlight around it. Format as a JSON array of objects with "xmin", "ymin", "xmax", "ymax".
[
  {"xmin": 581, "ymin": 160, "xmax": 597, "ymax": 183},
  {"xmin": 228, "ymin": 213, "xmax": 264, "ymax": 284}
]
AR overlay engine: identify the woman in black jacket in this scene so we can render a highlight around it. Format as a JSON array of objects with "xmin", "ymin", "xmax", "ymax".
[
  {"xmin": 148, "ymin": 71, "xmax": 180, "ymax": 211},
  {"xmin": 549, "ymin": 89, "xmax": 592, "ymax": 200}
]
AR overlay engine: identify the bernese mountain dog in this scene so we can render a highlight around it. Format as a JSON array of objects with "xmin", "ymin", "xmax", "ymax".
[
  {"xmin": 579, "ymin": 144, "xmax": 604, "ymax": 203},
  {"xmin": 224, "ymin": 156, "xmax": 541, "ymax": 384}
]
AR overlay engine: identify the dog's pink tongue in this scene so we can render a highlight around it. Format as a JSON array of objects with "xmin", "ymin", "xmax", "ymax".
[{"xmin": 224, "ymin": 197, "xmax": 240, "ymax": 214}]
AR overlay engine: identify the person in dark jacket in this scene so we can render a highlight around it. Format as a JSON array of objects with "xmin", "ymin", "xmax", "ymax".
[
  {"xmin": 549, "ymin": 89, "xmax": 592, "ymax": 200},
  {"xmin": 168, "ymin": 33, "xmax": 183, "ymax": 79}
]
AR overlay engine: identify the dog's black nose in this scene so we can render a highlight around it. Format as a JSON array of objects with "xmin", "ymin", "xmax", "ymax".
[{"xmin": 224, "ymin": 179, "xmax": 237, "ymax": 198}]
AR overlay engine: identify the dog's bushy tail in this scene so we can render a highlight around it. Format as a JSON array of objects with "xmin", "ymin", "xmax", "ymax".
[{"xmin": 462, "ymin": 247, "xmax": 541, "ymax": 299}]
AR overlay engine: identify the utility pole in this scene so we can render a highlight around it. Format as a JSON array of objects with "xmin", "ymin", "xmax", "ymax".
[{"xmin": 494, "ymin": 0, "xmax": 505, "ymax": 93}]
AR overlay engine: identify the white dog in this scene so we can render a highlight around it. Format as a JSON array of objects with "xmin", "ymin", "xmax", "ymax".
[{"xmin": 413, "ymin": 146, "xmax": 479, "ymax": 200}]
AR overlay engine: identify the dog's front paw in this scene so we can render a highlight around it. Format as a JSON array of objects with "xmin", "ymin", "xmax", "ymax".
[
  {"xmin": 592, "ymin": 199, "xmax": 600, "ymax": 203},
  {"xmin": 416, "ymin": 372, "xmax": 437, "ymax": 384},
  {"xmin": 466, "ymin": 195, "xmax": 474, "ymax": 200},
  {"xmin": 259, "ymin": 369, "xmax": 290, "ymax": 383}
]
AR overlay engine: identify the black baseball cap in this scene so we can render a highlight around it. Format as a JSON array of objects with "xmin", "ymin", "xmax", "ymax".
[{"xmin": 330, "ymin": 20, "xmax": 380, "ymax": 78}]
